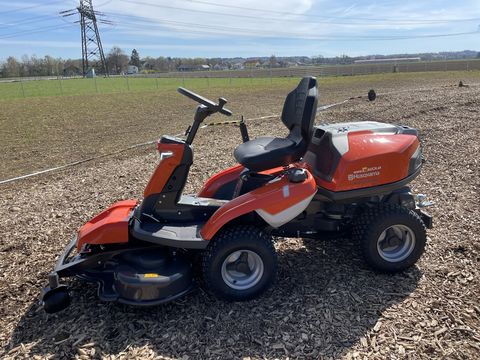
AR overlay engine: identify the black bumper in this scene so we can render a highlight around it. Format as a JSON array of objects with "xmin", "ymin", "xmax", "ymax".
[
  {"xmin": 54, "ymin": 236, "xmax": 82, "ymax": 275},
  {"xmin": 417, "ymin": 209, "xmax": 433, "ymax": 229}
]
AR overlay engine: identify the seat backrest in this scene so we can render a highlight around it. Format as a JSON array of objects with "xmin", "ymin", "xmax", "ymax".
[{"xmin": 281, "ymin": 77, "xmax": 318, "ymax": 144}]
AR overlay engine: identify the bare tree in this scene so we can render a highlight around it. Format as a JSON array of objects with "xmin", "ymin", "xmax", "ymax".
[
  {"xmin": 3, "ymin": 57, "xmax": 20, "ymax": 77},
  {"xmin": 269, "ymin": 54, "xmax": 277, "ymax": 68},
  {"xmin": 106, "ymin": 46, "xmax": 129, "ymax": 75}
]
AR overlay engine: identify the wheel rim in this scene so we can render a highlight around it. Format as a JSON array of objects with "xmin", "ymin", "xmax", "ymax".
[
  {"xmin": 376, "ymin": 224, "xmax": 416, "ymax": 263},
  {"xmin": 221, "ymin": 250, "xmax": 264, "ymax": 290}
]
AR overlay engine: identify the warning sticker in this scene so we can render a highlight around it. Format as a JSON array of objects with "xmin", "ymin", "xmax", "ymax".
[{"xmin": 143, "ymin": 273, "xmax": 159, "ymax": 278}]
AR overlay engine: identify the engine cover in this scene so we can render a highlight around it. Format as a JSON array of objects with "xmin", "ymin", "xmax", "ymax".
[{"xmin": 304, "ymin": 121, "xmax": 421, "ymax": 192}]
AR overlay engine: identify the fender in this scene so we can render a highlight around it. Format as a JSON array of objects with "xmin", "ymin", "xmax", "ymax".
[
  {"xmin": 198, "ymin": 164, "xmax": 286, "ymax": 199},
  {"xmin": 198, "ymin": 164, "xmax": 244, "ymax": 198},
  {"xmin": 201, "ymin": 170, "xmax": 317, "ymax": 240},
  {"xmin": 76, "ymin": 200, "xmax": 137, "ymax": 251}
]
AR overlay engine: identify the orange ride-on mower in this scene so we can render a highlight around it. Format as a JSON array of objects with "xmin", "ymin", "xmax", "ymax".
[{"xmin": 41, "ymin": 77, "xmax": 433, "ymax": 313}]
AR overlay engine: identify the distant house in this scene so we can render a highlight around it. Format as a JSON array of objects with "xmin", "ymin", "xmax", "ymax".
[
  {"xmin": 143, "ymin": 61, "xmax": 155, "ymax": 70},
  {"xmin": 213, "ymin": 63, "xmax": 229, "ymax": 71},
  {"xmin": 177, "ymin": 64, "xmax": 210, "ymax": 72},
  {"xmin": 232, "ymin": 62, "xmax": 244, "ymax": 70},
  {"xmin": 262, "ymin": 61, "xmax": 281, "ymax": 68},
  {"xmin": 127, "ymin": 65, "xmax": 139, "ymax": 74},
  {"xmin": 63, "ymin": 64, "xmax": 81, "ymax": 77},
  {"xmin": 244, "ymin": 60, "xmax": 260, "ymax": 69}
]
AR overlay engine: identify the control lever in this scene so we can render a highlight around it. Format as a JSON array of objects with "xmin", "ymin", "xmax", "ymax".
[
  {"xmin": 218, "ymin": 97, "xmax": 227, "ymax": 108},
  {"xmin": 239, "ymin": 116, "xmax": 250, "ymax": 143},
  {"xmin": 177, "ymin": 87, "xmax": 232, "ymax": 116},
  {"xmin": 215, "ymin": 97, "xmax": 232, "ymax": 116}
]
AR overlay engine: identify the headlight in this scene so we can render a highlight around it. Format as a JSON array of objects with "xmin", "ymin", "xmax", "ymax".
[
  {"xmin": 159, "ymin": 151, "xmax": 173, "ymax": 161},
  {"xmin": 408, "ymin": 146, "xmax": 422, "ymax": 175}
]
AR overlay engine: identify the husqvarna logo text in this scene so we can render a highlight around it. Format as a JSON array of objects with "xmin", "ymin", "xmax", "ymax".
[{"xmin": 348, "ymin": 166, "xmax": 382, "ymax": 181}]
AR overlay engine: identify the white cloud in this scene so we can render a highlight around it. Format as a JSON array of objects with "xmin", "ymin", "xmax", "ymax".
[
  {"xmin": 1, "ymin": 0, "xmax": 479, "ymax": 58},
  {"xmin": 100, "ymin": 0, "xmax": 335, "ymax": 39},
  {"xmin": 96, "ymin": 0, "xmax": 480, "ymax": 40}
]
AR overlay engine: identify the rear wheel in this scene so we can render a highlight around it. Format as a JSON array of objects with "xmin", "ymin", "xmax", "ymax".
[
  {"xmin": 352, "ymin": 204, "xmax": 427, "ymax": 272},
  {"xmin": 201, "ymin": 225, "xmax": 277, "ymax": 301}
]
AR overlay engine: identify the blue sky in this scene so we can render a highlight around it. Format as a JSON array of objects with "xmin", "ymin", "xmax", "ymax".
[{"xmin": 0, "ymin": 0, "xmax": 479, "ymax": 61}]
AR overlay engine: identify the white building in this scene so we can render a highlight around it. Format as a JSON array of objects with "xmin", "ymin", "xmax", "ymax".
[
  {"xmin": 127, "ymin": 65, "xmax": 139, "ymax": 74},
  {"xmin": 354, "ymin": 57, "xmax": 421, "ymax": 64}
]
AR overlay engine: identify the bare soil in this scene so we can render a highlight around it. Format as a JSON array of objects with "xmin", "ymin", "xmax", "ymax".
[{"xmin": 0, "ymin": 74, "xmax": 479, "ymax": 359}]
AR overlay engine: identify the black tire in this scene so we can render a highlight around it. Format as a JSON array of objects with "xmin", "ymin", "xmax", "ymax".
[
  {"xmin": 201, "ymin": 225, "xmax": 277, "ymax": 301},
  {"xmin": 352, "ymin": 204, "xmax": 426, "ymax": 272}
]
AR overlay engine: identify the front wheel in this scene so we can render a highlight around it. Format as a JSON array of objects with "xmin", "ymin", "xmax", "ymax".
[
  {"xmin": 353, "ymin": 204, "xmax": 427, "ymax": 272},
  {"xmin": 201, "ymin": 225, "xmax": 277, "ymax": 301}
]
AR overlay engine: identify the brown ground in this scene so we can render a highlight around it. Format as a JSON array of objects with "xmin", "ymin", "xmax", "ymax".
[{"xmin": 0, "ymin": 73, "xmax": 479, "ymax": 359}]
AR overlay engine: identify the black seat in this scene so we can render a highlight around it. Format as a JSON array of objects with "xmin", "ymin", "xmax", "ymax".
[{"xmin": 234, "ymin": 77, "xmax": 318, "ymax": 172}]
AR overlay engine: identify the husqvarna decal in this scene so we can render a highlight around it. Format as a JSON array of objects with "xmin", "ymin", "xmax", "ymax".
[{"xmin": 348, "ymin": 166, "xmax": 382, "ymax": 181}]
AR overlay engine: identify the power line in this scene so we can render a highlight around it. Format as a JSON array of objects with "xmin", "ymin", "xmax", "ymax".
[
  {"xmin": 106, "ymin": 12, "xmax": 480, "ymax": 41},
  {"xmin": 0, "ymin": 23, "xmax": 75, "ymax": 40},
  {"xmin": 0, "ymin": 15, "xmax": 63, "ymax": 30},
  {"xmin": 0, "ymin": 4, "xmax": 114, "ymax": 41},
  {"xmin": 186, "ymin": 0, "xmax": 480, "ymax": 24},
  {"xmin": 0, "ymin": 0, "xmax": 65, "ymax": 16},
  {"xmin": 1, "ymin": 0, "xmax": 477, "ymax": 42},
  {"xmin": 120, "ymin": 0, "xmax": 462, "ymax": 26},
  {"xmin": 3, "ymin": 7, "xmax": 473, "ymax": 42},
  {"xmin": 119, "ymin": 0, "xmax": 480, "ymax": 26}
]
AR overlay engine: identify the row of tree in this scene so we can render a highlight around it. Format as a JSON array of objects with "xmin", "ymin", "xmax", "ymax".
[
  {"xmin": 0, "ymin": 48, "xmax": 138, "ymax": 77},
  {"xmin": 1, "ymin": 55, "xmax": 65, "ymax": 78},
  {"xmin": 0, "ymin": 46, "xmax": 224, "ymax": 77},
  {"xmin": 2, "ymin": 47, "xmax": 480, "ymax": 78},
  {"xmin": 109, "ymin": 47, "xmax": 224, "ymax": 73}
]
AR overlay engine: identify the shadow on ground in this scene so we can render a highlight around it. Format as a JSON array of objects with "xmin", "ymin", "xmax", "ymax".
[{"xmin": 6, "ymin": 236, "xmax": 421, "ymax": 359}]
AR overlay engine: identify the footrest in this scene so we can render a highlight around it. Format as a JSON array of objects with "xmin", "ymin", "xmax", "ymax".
[{"xmin": 131, "ymin": 219, "xmax": 208, "ymax": 249}]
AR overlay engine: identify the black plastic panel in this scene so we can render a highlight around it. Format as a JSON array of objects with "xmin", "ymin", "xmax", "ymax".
[{"xmin": 131, "ymin": 218, "xmax": 208, "ymax": 249}]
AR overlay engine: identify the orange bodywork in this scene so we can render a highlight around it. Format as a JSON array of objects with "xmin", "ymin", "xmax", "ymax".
[
  {"xmin": 201, "ymin": 170, "xmax": 317, "ymax": 240},
  {"xmin": 144, "ymin": 142, "xmax": 185, "ymax": 197},
  {"xmin": 314, "ymin": 132, "xmax": 419, "ymax": 192},
  {"xmin": 198, "ymin": 164, "xmax": 244, "ymax": 198},
  {"xmin": 76, "ymin": 200, "xmax": 137, "ymax": 251},
  {"xmin": 198, "ymin": 164, "xmax": 285, "ymax": 198}
]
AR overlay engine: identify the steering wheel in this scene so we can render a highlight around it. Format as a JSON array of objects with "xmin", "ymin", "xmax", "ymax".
[{"xmin": 177, "ymin": 87, "xmax": 232, "ymax": 116}]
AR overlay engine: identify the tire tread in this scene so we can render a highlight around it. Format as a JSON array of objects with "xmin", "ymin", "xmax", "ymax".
[
  {"xmin": 352, "ymin": 203, "xmax": 427, "ymax": 272},
  {"xmin": 201, "ymin": 225, "xmax": 277, "ymax": 301}
]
